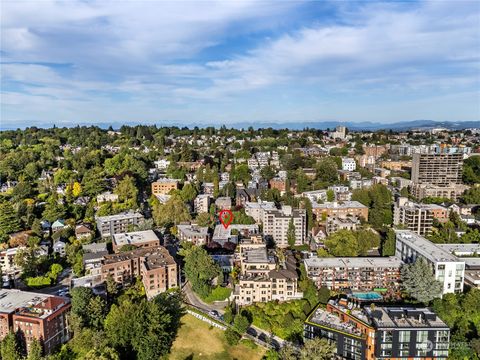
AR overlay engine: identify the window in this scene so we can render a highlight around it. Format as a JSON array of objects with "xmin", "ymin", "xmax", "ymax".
[
  {"xmin": 435, "ymin": 330, "xmax": 449, "ymax": 343},
  {"xmin": 416, "ymin": 331, "xmax": 428, "ymax": 343},
  {"xmin": 399, "ymin": 330, "xmax": 411, "ymax": 342}
]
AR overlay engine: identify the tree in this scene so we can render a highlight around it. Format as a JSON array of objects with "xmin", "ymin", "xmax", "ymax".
[
  {"xmin": 287, "ymin": 218, "xmax": 296, "ymax": 248},
  {"xmin": 72, "ymin": 181, "xmax": 82, "ymax": 197},
  {"xmin": 326, "ymin": 189, "xmax": 335, "ymax": 202},
  {"xmin": 1, "ymin": 332, "xmax": 21, "ymax": 360},
  {"xmin": 70, "ymin": 287, "xmax": 94, "ymax": 328},
  {"xmin": 27, "ymin": 338, "xmax": 43, "ymax": 360},
  {"xmin": 300, "ymin": 337, "xmax": 336, "ymax": 360},
  {"xmin": 463, "ymin": 156, "xmax": 480, "ymax": 185},
  {"xmin": 224, "ymin": 328, "xmax": 241, "ymax": 345},
  {"xmin": 152, "ymin": 194, "xmax": 191, "ymax": 227},
  {"xmin": 180, "ymin": 183, "xmax": 197, "ymax": 202},
  {"xmin": 182, "ymin": 246, "xmax": 221, "ymax": 298},
  {"xmin": 114, "ymin": 175, "xmax": 138, "ymax": 208},
  {"xmin": 382, "ymin": 228, "xmax": 396, "ymax": 256},
  {"xmin": 195, "ymin": 212, "xmax": 215, "ymax": 228},
  {"xmin": 261, "ymin": 166, "xmax": 276, "ymax": 181},
  {"xmin": 83, "ymin": 347, "xmax": 120, "ymax": 360},
  {"xmin": 233, "ymin": 313, "xmax": 251, "ymax": 334},
  {"xmin": 401, "ymin": 258, "xmax": 443, "ymax": 304},
  {"xmin": 318, "ymin": 286, "xmax": 331, "ymax": 305},
  {"xmin": 0, "ymin": 202, "xmax": 21, "ymax": 241},
  {"xmin": 89, "ymin": 295, "xmax": 107, "ymax": 330},
  {"xmin": 356, "ymin": 229, "xmax": 380, "ymax": 256},
  {"xmin": 324, "ymin": 230, "xmax": 358, "ymax": 256}
]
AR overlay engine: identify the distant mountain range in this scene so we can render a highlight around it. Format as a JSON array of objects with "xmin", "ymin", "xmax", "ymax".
[
  {"xmin": 228, "ymin": 120, "xmax": 480, "ymax": 131},
  {"xmin": 2, "ymin": 119, "xmax": 479, "ymax": 131}
]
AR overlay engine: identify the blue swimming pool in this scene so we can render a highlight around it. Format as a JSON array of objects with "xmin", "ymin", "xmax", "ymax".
[{"xmin": 351, "ymin": 292, "xmax": 383, "ymax": 300}]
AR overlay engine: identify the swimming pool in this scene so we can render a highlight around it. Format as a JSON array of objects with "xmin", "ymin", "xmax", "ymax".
[{"xmin": 351, "ymin": 292, "xmax": 383, "ymax": 300}]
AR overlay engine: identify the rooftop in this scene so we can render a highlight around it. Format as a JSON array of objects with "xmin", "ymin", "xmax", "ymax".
[
  {"xmin": 96, "ymin": 211, "xmax": 143, "ymax": 222},
  {"xmin": 0, "ymin": 289, "xmax": 69, "ymax": 319},
  {"xmin": 395, "ymin": 230, "xmax": 461, "ymax": 263},
  {"xmin": 304, "ymin": 256, "xmax": 403, "ymax": 269},
  {"xmin": 112, "ymin": 230, "xmax": 159, "ymax": 247},
  {"xmin": 103, "ymin": 246, "xmax": 176, "ymax": 269},
  {"xmin": 177, "ymin": 224, "xmax": 208, "ymax": 237},
  {"xmin": 312, "ymin": 201, "xmax": 367, "ymax": 210}
]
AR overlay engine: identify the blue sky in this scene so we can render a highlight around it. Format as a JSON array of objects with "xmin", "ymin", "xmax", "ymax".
[{"xmin": 1, "ymin": 0, "xmax": 479, "ymax": 129}]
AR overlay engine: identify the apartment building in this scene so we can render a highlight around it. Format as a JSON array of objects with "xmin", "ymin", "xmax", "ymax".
[
  {"xmin": 312, "ymin": 201, "xmax": 369, "ymax": 222},
  {"xmin": 393, "ymin": 198, "xmax": 433, "ymax": 236},
  {"xmin": 233, "ymin": 242, "xmax": 302, "ymax": 305},
  {"xmin": 304, "ymin": 299, "xmax": 450, "ymax": 360},
  {"xmin": 411, "ymin": 183, "xmax": 470, "ymax": 201},
  {"xmin": 112, "ymin": 230, "xmax": 160, "ymax": 253},
  {"xmin": 380, "ymin": 160, "xmax": 412, "ymax": 171},
  {"xmin": 395, "ymin": 230, "xmax": 465, "ymax": 294},
  {"xmin": 411, "ymin": 153, "xmax": 463, "ymax": 186},
  {"xmin": 0, "ymin": 247, "xmax": 21, "ymax": 275},
  {"xmin": 151, "ymin": 179, "xmax": 180, "ymax": 195},
  {"xmin": 304, "ymin": 256, "xmax": 402, "ymax": 292},
  {"xmin": 0, "ymin": 290, "xmax": 70, "ymax": 355},
  {"xmin": 95, "ymin": 211, "xmax": 145, "ymax": 238},
  {"xmin": 177, "ymin": 224, "xmax": 209, "ymax": 245},
  {"xmin": 244, "ymin": 201, "xmax": 277, "ymax": 223},
  {"xmin": 96, "ymin": 191, "xmax": 119, "ymax": 203},
  {"xmin": 262, "ymin": 206, "xmax": 306, "ymax": 247},
  {"xmin": 342, "ymin": 158, "xmax": 356, "ymax": 171},
  {"xmin": 101, "ymin": 246, "xmax": 177, "ymax": 299},
  {"xmin": 194, "ymin": 194, "xmax": 211, "ymax": 213},
  {"xmin": 326, "ymin": 215, "xmax": 360, "ymax": 235},
  {"xmin": 269, "ymin": 177, "xmax": 287, "ymax": 193}
]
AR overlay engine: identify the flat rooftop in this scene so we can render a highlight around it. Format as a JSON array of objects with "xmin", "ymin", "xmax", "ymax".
[
  {"xmin": 103, "ymin": 246, "xmax": 175, "ymax": 268},
  {"xmin": 365, "ymin": 306, "xmax": 448, "ymax": 329},
  {"xmin": 304, "ymin": 256, "xmax": 403, "ymax": 269},
  {"xmin": 395, "ymin": 230, "xmax": 460, "ymax": 263},
  {"xmin": 96, "ymin": 211, "xmax": 143, "ymax": 222},
  {"xmin": 312, "ymin": 201, "xmax": 367, "ymax": 210},
  {"xmin": 437, "ymin": 243, "xmax": 480, "ymax": 256},
  {"xmin": 177, "ymin": 224, "xmax": 208, "ymax": 237},
  {"xmin": 112, "ymin": 230, "xmax": 159, "ymax": 247},
  {"xmin": 0, "ymin": 289, "xmax": 69, "ymax": 318}
]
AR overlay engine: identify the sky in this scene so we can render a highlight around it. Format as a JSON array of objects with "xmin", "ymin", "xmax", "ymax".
[{"xmin": 1, "ymin": 0, "xmax": 480, "ymax": 129}]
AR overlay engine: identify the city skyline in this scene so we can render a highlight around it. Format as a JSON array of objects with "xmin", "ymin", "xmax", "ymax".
[{"xmin": 1, "ymin": 0, "xmax": 480, "ymax": 128}]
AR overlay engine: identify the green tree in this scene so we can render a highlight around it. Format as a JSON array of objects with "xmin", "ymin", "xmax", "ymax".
[
  {"xmin": 70, "ymin": 287, "xmax": 94, "ymax": 328},
  {"xmin": 287, "ymin": 218, "xmax": 296, "ymax": 248},
  {"xmin": 401, "ymin": 258, "xmax": 443, "ymax": 304},
  {"xmin": 152, "ymin": 194, "xmax": 191, "ymax": 227},
  {"xmin": 0, "ymin": 202, "xmax": 21, "ymax": 241},
  {"xmin": 27, "ymin": 338, "xmax": 43, "ymax": 360},
  {"xmin": 326, "ymin": 189, "xmax": 335, "ymax": 202},
  {"xmin": 180, "ymin": 183, "xmax": 197, "ymax": 202},
  {"xmin": 224, "ymin": 328, "xmax": 241, "ymax": 345},
  {"xmin": 182, "ymin": 246, "xmax": 221, "ymax": 298},
  {"xmin": 382, "ymin": 228, "xmax": 396, "ymax": 256},
  {"xmin": 1, "ymin": 332, "xmax": 21, "ymax": 360},
  {"xmin": 261, "ymin": 166, "xmax": 276, "ymax": 181},
  {"xmin": 356, "ymin": 229, "xmax": 380, "ymax": 256},
  {"xmin": 463, "ymin": 156, "xmax": 480, "ymax": 185},
  {"xmin": 114, "ymin": 175, "xmax": 138, "ymax": 208},
  {"xmin": 300, "ymin": 337, "xmax": 336, "ymax": 360},
  {"xmin": 83, "ymin": 346, "xmax": 120, "ymax": 360},
  {"xmin": 324, "ymin": 230, "xmax": 358, "ymax": 256},
  {"xmin": 195, "ymin": 212, "xmax": 215, "ymax": 228},
  {"xmin": 233, "ymin": 313, "xmax": 251, "ymax": 334}
]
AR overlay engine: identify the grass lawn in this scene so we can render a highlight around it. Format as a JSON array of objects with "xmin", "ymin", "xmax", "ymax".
[
  {"xmin": 201, "ymin": 286, "xmax": 232, "ymax": 304},
  {"xmin": 169, "ymin": 314, "xmax": 266, "ymax": 360}
]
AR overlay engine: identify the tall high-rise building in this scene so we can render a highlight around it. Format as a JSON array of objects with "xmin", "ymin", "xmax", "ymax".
[{"xmin": 411, "ymin": 153, "xmax": 463, "ymax": 186}]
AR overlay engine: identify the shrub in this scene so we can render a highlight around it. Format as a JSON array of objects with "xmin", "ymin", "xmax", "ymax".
[{"xmin": 224, "ymin": 328, "xmax": 241, "ymax": 346}]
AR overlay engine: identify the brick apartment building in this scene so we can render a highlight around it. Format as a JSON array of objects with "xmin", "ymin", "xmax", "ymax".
[
  {"xmin": 111, "ymin": 230, "xmax": 160, "ymax": 253},
  {"xmin": 151, "ymin": 179, "xmax": 180, "ymax": 195},
  {"xmin": 312, "ymin": 201, "xmax": 369, "ymax": 222},
  {"xmin": 0, "ymin": 290, "xmax": 70, "ymax": 355},
  {"xmin": 101, "ymin": 246, "xmax": 177, "ymax": 299}
]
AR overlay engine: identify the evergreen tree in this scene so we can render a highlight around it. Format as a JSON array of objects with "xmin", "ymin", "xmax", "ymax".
[
  {"xmin": 401, "ymin": 258, "xmax": 443, "ymax": 304},
  {"xmin": 27, "ymin": 338, "xmax": 43, "ymax": 360},
  {"xmin": 1, "ymin": 332, "xmax": 21, "ymax": 360},
  {"xmin": 300, "ymin": 337, "xmax": 336, "ymax": 360},
  {"xmin": 0, "ymin": 202, "xmax": 21, "ymax": 241},
  {"xmin": 287, "ymin": 218, "xmax": 296, "ymax": 248}
]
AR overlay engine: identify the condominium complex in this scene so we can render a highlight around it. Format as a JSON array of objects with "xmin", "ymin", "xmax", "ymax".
[
  {"xmin": 111, "ymin": 230, "xmax": 160, "ymax": 253},
  {"xmin": 411, "ymin": 183, "xmax": 470, "ymax": 201},
  {"xmin": 304, "ymin": 256, "xmax": 402, "ymax": 292},
  {"xmin": 304, "ymin": 299, "xmax": 450, "ymax": 359},
  {"xmin": 233, "ymin": 241, "xmax": 302, "ymax": 305},
  {"xmin": 411, "ymin": 153, "xmax": 463, "ymax": 186},
  {"xmin": 393, "ymin": 197, "xmax": 448, "ymax": 236},
  {"xmin": 101, "ymin": 246, "xmax": 177, "ymax": 299},
  {"xmin": 0, "ymin": 290, "xmax": 71, "ymax": 355},
  {"xmin": 151, "ymin": 179, "xmax": 180, "ymax": 195},
  {"xmin": 395, "ymin": 230, "xmax": 465, "ymax": 294},
  {"xmin": 96, "ymin": 211, "xmax": 145, "ymax": 237},
  {"xmin": 193, "ymin": 194, "xmax": 211, "ymax": 213},
  {"xmin": 342, "ymin": 157, "xmax": 356, "ymax": 171},
  {"xmin": 312, "ymin": 201, "xmax": 369, "ymax": 222},
  {"xmin": 326, "ymin": 215, "xmax": 360, "ymax": 235},
  {"xmin": 262, "ymin": 206, "xmax": 306, "ymax": 247},
  {"xmin": 244, "ymin": 201, "xmax": 277, "ymax": 223},
  {"xmin": 177, "ymin": 224, "xmax": 209, "ymax": 245}
]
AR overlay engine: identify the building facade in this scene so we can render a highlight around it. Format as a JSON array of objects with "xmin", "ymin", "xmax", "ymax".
[
  {"xmin": 95, "ymin": 211, "xmax": 145, "ymax": 238},
  {"xmin": 111, "ymin": 230, "xmax": 160, "ymax": 253},
  {"xmin": 411, "ymin": 153, "xmax": 463, "ymax": 186},
  {"xmin": 0, "ymin": 290, "xmax": 70, "ymax": 355},
  {"xmin": 262, "ymin": 206, "xmax": 306, "ymax": 247},
  {"xmin": 151, "ymin": 179, "xmax": 180, "ymax": 195}
]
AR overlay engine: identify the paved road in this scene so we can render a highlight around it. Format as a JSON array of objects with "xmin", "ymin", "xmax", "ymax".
[{"xmin": 182, "ymin": 281, "xmax": 285, "ymax": 350}]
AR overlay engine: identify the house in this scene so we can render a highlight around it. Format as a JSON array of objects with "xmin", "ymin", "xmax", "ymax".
[
  {"xmin": 96, "ymin": 192, "xmax": 119, "ymax": 203},
  {"xmin": 53, "ymin": 240, "xmax": 67, "ymax": 257},
  {"xmin": 235, "ymin": 188, "xmax": 260, "ymax": 206},
  {"xmin": 51, "ymin": 220, "xmax": 66, "ymax": 233},
  {"xmin": 75, "ymin": 224, "xmax": 93, "ymax": 240}
]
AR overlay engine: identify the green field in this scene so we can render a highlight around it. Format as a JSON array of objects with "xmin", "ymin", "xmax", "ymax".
[{"xmin": 169, "ymin": 314, "xmax": 266, "ymax": 360}]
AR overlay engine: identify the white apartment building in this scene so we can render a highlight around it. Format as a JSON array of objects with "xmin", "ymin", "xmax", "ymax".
[
  {"xmin": 342, "ymin": 158, "xmax": 356, "ymax": 172},
  {"xmin": 95, "ymin": 211, "xmax": 145, "ymax": 238},
  {"xmin": 194, "ymin": 194, "xmax": 211, "ymax": 214},
  {"xmin": 244, "ymin": 201, "xmax": 277, "ymax": 223},
  {"xmin": 262, "ymin": 206, "xmax": 306, "ymax": 247},
  {"xmin": 395, "ymin": 230, "xmax": 465, "ymax": 294}
]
